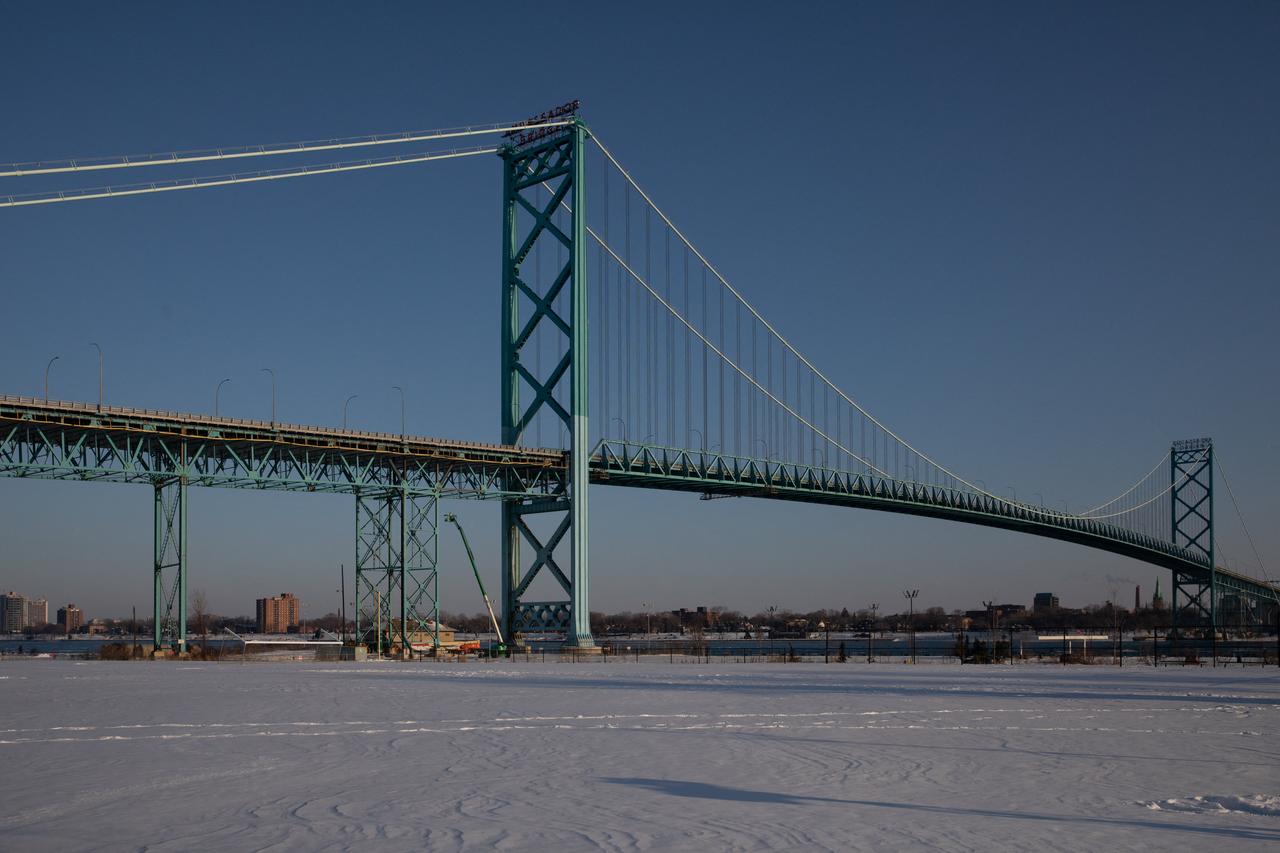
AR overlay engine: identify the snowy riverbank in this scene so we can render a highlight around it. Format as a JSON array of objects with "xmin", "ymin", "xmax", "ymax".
[{"xmin": 1, "ymin": 660, "xmax": 1277, "ymax": 850}]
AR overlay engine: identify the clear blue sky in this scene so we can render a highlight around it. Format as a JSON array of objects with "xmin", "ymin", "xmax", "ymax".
[{"xmin": 1, "ymin": 1, "xmax": 1276, "ymax": 620}]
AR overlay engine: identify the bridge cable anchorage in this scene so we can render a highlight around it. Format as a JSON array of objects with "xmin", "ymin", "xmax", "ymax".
[
  {"xmin": 0, "ymin": 146, "xmax": 498, "ymax": 208},
  {"xmin": 0, "ymin": 120, "xmax": 573, "ymax": 178},
  {"xmin": 1217, "ymin": 456, "xmax": 1278, "ymax": 598},
  {"xmin": 587, "ymin": 135, "xmax": 1177, "ymax": 521}
]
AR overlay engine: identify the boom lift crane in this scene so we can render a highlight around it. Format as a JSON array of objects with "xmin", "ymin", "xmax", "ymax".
[{"xmin": 443, "ymin": 512, "xmax": 506, "ymax": 655}]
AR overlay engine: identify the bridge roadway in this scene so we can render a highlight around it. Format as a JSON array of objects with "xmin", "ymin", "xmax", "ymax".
[
  {"xmin": 0, "ymin": 396, "xmax": 565, "ymax": 499},
  {"xmin": 2, "ymin": 396, "xmax": 1276, "ymax": 606}
]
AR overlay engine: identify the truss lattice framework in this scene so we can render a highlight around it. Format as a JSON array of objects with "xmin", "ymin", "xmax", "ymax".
[
  {"xmin": 153, "ymin": 475, "xmax": 186, "ymax": 651},
  {"xmin": 0, "ymin": 399, "xmax": 567, "ymax": 499},
  {"xmin": 1171, "ymin": 440, "xmax": 1214, "ymax": 628},
  {"xmin": 354, "ymin": 487, "xmax": 439, "ymax": 656},
  {"xmin": 500, "ymin": 120, "xmax": 593, "ymax": 645},
  {"xmin": 0, "ymin": 399, "xmax": 566, "ymax": 652}
]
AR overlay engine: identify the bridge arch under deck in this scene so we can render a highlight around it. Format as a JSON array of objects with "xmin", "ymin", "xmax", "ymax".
[{"xmin": 588, "ymin": 441, "xmax": 1279, "ymax": 610}]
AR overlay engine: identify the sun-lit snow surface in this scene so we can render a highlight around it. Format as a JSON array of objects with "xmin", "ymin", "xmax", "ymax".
[{"xmin": 1, "ymin": 661, "xmax": 1277, "ymax": 851}]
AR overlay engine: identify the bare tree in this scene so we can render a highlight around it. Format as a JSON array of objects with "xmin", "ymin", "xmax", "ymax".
[{"xmin": 191, "ymin": 590, "xmax": 210, "ymax": 644}]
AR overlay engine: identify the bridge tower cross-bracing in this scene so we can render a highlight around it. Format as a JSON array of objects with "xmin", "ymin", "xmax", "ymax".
[
  {"xmin": 499, "ymin": 117, "xmax": 593, "ymax": 648},
  {"xmin": 354, "ymin": 483, "xmax": 439, "ymax": 657},
  {"xmin": 1170, "ymin": 438, "xmax": 1213, "ymax": 632},
  {"xmin": 152, "ymin": 468, "xmax": 187, "ymax": 653}
]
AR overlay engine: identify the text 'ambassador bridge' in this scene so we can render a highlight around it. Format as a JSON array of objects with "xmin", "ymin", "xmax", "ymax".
[{"xmin": 2, "ymin": 102, "xmax": 1276, "ymax": 653}]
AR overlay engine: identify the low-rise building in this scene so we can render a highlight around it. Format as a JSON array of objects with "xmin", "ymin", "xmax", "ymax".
[{"xmin": 1033, "ymin": 592, "xmax": 1060, "ymax": 612}]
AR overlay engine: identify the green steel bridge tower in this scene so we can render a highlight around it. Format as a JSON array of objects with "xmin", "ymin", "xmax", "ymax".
[{"xmin": 1, "ymin": 107, "xmax": 1277, "ymax": 652}]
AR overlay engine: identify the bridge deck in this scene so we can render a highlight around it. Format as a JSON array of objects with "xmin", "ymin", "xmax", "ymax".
[
  {"xmin": 589, "ymin": 440, "xmax": 1279, "ymax": 604},
  {"xmin": 0, "ymin": 396, "xmax": 565, "ymax": 498},
  {"xmin": 1, "ymin": 398, "xmax": 1275, "ymax": 604}
]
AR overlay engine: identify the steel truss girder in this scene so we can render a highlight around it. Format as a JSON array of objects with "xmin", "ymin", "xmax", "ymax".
[
  {"xmin": 0, "ymin": 404, "xmax": 566, "ymax": 500},
  {"xmin": 500, "ymin": 121, "xmax": 592, "ymax": 645},
  {"xmin": 589, "ymin": 439, "xmax": 1267, "ymax": 595},
  {"xmin": 354, "ymin": 487, "xmax": 439, "ymax": 656}
]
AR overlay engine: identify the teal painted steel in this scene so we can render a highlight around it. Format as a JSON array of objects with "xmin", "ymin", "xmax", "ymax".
[
  {"xmin": 5, "ymin": 399, "xmax": 1277, "ymax": 633},
  {"xmin": 0, "ymin": 397, "xmax": 566, "ymax": 498},
  {"xmin": 1170, "ymin": 440, "xmax": 1216, "ymax": 629},
  {"xmin": 354, "ymin": 488, "xmax": 438, "ymax": 656},
  {"xmin": 567, "ymin": 120, "xmax": 592, "ymax": 648},
  {"xmin": 152, "ymin": 474, "xmax": 186, "ymax": 651},
  {"xmin": 497, "ymin": 115, "xmax": 593, "ymax": 645},
  {"xmin": 590, "ymin": 439, "xmax": 1279, "ymax": 607}
]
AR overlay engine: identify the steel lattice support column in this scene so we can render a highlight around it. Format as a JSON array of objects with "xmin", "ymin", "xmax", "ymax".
[
  {"xmin": 1170, "ymin": 438, "xmax": 1213, "ymax": 632},
  {"xmin": 499, "ymin": 118, "xmax": 593, "ymax": 647},
  {"xmin": 354, "ymin": 487, "xmax": 439, "ymax": 656},
  {"xmin": 152, "ymin": 473, "xmax": 187, "ymax": 653}
]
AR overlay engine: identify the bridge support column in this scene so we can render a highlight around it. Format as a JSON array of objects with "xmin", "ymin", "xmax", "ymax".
[
  {"xmin": 152, "ymin": 474, "xmax": 187, "ymax": 653},
  {"xmin": 499, "ymin": 116, "xmax": 593, "ymax": 647},
  {"xmin": 1170, "ymin": 439, "xmax": 1214, "ymax": 638},
  {"xmin": 354, "ymin": 488, "xmax": 438, "ymax": 657}
]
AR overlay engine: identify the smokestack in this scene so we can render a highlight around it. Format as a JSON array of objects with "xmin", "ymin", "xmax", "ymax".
[{"xmin": 1135, "ymin": 585, "xmax": 1140, "ymax": 613}]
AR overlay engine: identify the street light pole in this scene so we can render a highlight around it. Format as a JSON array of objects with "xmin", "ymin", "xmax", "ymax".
[
  {"xmin": 820, "ymin": 620, "xmax": 829, "ymax": 663},
  {"xmin": 392, "ymin": 386, "xmax": 405, "ymax": 442},
  {"xmin": 44, "ymin": 355, "xmax": 59, "ymax": 403},
  {"xmin": 215, "ymin": 378, "xmax": 230, "ymax": 418},
  {"xmin": 903, "ymin": 589, "xmax": 919, "ymax": 663},
  {"xmin": 343, "ymin": 395, "xmax": 358, "ymax": 431},
  {"xmin": 983, "ymin": 600, "xmax": 997, "ymax": 662},
  {"xmin": 89, "ymin": 343, "xmax": 103, "ymax": 411},
  {"xmin": 868, "ymin": 603, "xmax": 878, "ymax": 663},
  {"xmin": 260, "ymin": 368, "xmax": 276, "ymax": 429}
]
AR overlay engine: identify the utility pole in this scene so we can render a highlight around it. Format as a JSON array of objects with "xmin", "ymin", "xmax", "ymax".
[
  {"xmin": 821, "ymin": 620, "xmax": 829, "ymax": 663},
  {"xmin": 375, "ymin": 588, "xmax": 382, "ymax": 659},
  {"xmin": 903, "ymin": 589, "xmax": 919, "ymax": 664}
]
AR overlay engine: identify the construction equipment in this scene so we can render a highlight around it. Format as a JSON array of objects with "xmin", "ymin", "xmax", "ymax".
[{"xmin": 443, "ymin": 512, "xmax": 506, "ymax": 655}]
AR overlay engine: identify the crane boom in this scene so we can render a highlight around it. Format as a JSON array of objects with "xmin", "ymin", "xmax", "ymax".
[{"xmin": 443, "ymin": 513, "xmax": 505, "ymax": 646}]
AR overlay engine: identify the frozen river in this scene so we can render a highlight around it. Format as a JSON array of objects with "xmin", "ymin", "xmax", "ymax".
[{"xmin": 1, "ymin": 659, "xmax": 1277, "ymax": 851}]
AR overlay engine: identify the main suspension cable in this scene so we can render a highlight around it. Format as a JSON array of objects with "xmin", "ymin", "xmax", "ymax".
[
  {"xmin": 0, "ymin": 146, "xmax": 496, "ymax": 208},
  {"xmin": 1217, "ymin": 456, "xmax": 1277, "ymax": 597},
  {"xmin": 590, "ymin": 134, "xmax": 1021, "ymax": 507},
  {"xmin": 0, "ymin": 121, "xmax": 570, "ymax": 178}
]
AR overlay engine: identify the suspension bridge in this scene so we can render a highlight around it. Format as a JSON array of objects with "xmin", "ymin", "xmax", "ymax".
[{"xmin": 2, "ymin": 104, "xmax": 1276, "ymax": 652}]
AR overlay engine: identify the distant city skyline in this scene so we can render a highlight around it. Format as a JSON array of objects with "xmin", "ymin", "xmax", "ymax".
[
  {"xmin": 1, "ymin": 3, "xmax": 1276, "ymax": 620},
  {"xmin": 0, "ymin": 576, "xmax": 1173, "ymax": 626}
]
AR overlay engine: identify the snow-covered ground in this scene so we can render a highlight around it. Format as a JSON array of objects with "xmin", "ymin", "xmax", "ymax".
[{"xmin": 1, "ymin": 660, "xmax": 1277, "ymax": 851}]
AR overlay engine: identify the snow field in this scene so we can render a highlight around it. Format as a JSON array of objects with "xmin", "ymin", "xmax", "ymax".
[{"xmin": 0, "ymin": 660, "xmax": 1277, "ymax": 851}]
